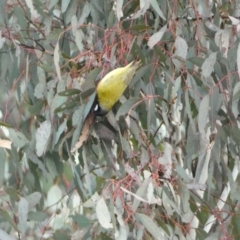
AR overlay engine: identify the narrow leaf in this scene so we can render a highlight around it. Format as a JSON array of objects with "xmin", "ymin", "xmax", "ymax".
[
  {"xmin": 36, "ymin": 120, "xmax": 52, "ymax": 157},
  {"xmin": 0, "ymin": 148, "xmax": 5, "ymax": 186},
  {"xmin": 150, "ymin": 0, "xmax": 166, "ymax": 20},
  {"xmin": 174, "ymin": 36, "xmax": 188, "ymax": 60},
  {"xmin": 198, "ymin": 94, "xmax": 209, "ymax": 134},
  {"xmin": 0, "ymin": 208, "xmax": 18, "ymax": 231},
  {"xmin": 147, "ymin": 25, "xmax": 167, "ymax": 49},
  {"xmin": 201, "ymin": 52, "xmax": 217, "ymax": 78},
  {"xmin": 61, "ymin": 0, "xmax": 70, "ymax": 13},
  {"xmin": 132, "ymin": 178, "xmax": 151, "ymax": 212},
  {"xmin": 237, "ymin": 42, "xmax": 240, "ymax": 79},
  {"xmin": 54, "ymin": 42, "xmax": 61, "ymax": 81},
  {"xmin": 96, "ymin": 197, "xmax": 113, "ymax": 229},
  {"xmin": 18, "ymin": 197, "xmax": 28, "ymax": 236},
  {"xmin": 58, "ymin": 89, "xmax": 81, "ymax": 96},
  {"xmin": 25, "ymin": 0, "xmax": 39, "ymax": 19},
  {"xmin": 115, "ymin": 0, "xmax": 123, "ymax": 21},
  {"xmin": 116, "ymin": 97, "xmax": 141, "ymax": 120},
  {"xmin": 136, "ymin": 213, "xmax": 165, "ymax": 239}
]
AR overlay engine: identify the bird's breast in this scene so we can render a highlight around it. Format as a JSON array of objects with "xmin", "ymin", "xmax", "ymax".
[{"xmin": 97, "ymin": 76, "xmax": 126, "ymax": 111}]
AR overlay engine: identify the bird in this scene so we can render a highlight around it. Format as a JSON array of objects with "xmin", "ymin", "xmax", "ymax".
[
  {"xmin": 92, "ymin": 60, "xmax": 142, "ymax": 116},
  {"xmin": 71, "ymin": 60, "xmax": 141, "ymax": 152}
]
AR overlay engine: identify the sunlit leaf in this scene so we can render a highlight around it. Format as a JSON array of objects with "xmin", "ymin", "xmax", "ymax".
[
  {"xmin": 54, "ymin": 42, "xmax": 61, "ymax": 81},
  {"xmin": 198, "ymin": 94, "xmax": 209, "ymax": 134},
  {"xmin": 0, "ymin": 229, "xmax": 15, "ymax": 240},
  {"xmin": 18, "ymin": 197, "xmax": 28, "ymax": 236},
  {"xmin": 201, "ymin": 52, "xmax": 217, "ymax": 78},
  {"xmin": 150, "ymin": 0, "xmax": 166, "ymax": 20},
  {"xmin": 61, "ymin": 0, "xmax": 70, "ymax": 13},
  {"xmin": 147, "ymin": 24, "xmax": 167, "ymax": 49},
  {"xmin": 36, "ymin": 120, "xmax": 52, "ymax": 157},
  {"xmin": 174, "ymin": 36, "xmax": 188, "ymax": 60},
  {"xmin": 114, "ymin": 0, "xmax": 123, "ymax": 21},
  {"xmin": 96, "ymin": 197, "xmax": 113, "ymax": 229}
]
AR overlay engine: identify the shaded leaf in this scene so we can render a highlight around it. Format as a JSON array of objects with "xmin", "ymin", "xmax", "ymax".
[
  {"xmin": 58, "ymin": 89, "xmax": 81, "ymax": 96},
  {"xmin": 0, "ymin": 208, "xmax": 18, "ymax": 231},
  {"xmin": 129, "ymin": 25, "xmax": 151, "ymax": 31},
  {"xmin": 6, "ymin": 188, "xmax": 20, "ymax": 202},
  {"xmin": 116, "ymin": 97, "xmax": 141, "ymax": 120},
  {"xmin": 28, "ymin": 100, "xmax": 44, "ymax": 115},
  {"xmin": 64, "ymin": 0, "xmax": 78, "ymax": 24},
  {"xmin": 0, "ymin": 148, "xmax": 5, "ymax": 185},
  {"xmin": 70, "ymin": 214, "xmax": 91, "ymax": 228},
  {"xmin": 26, "ymin": 149, "xmax": 48, "ymax": 176},
  {"xmin": 8, "ymin": 129, "xmax": 29, "ymax": 148},
  {"xmin": 28, "ymin": 211, "xmax": 48, "ymax": 222}
]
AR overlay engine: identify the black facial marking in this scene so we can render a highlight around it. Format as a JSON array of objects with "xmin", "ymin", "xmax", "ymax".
[{"xmin": 92, "ymin": 96, "xmax": 108, "ymax": 116}]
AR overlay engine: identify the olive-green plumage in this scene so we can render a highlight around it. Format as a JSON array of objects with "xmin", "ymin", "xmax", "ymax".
[{"xmin": 93, "ymin": 60, "xmax": 141, "ymax": 116}]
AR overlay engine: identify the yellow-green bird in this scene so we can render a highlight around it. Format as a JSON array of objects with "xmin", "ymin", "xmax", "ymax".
[{"xmin": 93, "ymin": 60, "xmax": 141, "ymax": 116}]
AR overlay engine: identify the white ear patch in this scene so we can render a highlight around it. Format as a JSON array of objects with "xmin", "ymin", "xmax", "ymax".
[{"xmin": 94, "ymin": 104, "xmax": 99, "ymax": 112}]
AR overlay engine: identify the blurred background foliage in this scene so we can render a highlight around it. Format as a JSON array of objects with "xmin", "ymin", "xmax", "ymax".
[{"xmin": 0, "ymin": 0, "xmax": 240, "ymax": 239}]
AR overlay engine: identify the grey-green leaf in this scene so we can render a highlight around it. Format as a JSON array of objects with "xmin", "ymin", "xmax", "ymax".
[
  {"xmin": 174, "ymin": 36, "xmax": 188, "ymax": 60},
  {"xmin": 136, "ymin": 213, "xmax": 165, "ymax": 239},
  {"xmin": 96, "ymin": 197, "xmax": 113, "ymax": 229},
  {"xmin": 18, "ymin": 197, "xmax": 29, "ymax": 236},
  {"xmin": 0, "ymin": 229, "xmax": 15, "ymax": 240},
  {"xmin": 147, "ymin": 25, "xmax": 167, "ymax": 49},
  {"xmin": 201, "ymin": 52, "xmax": 217, "ymax": 78},
  {"xmin": 36, "ymin": 120, "xmax": 52, "ymax": 157}
]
